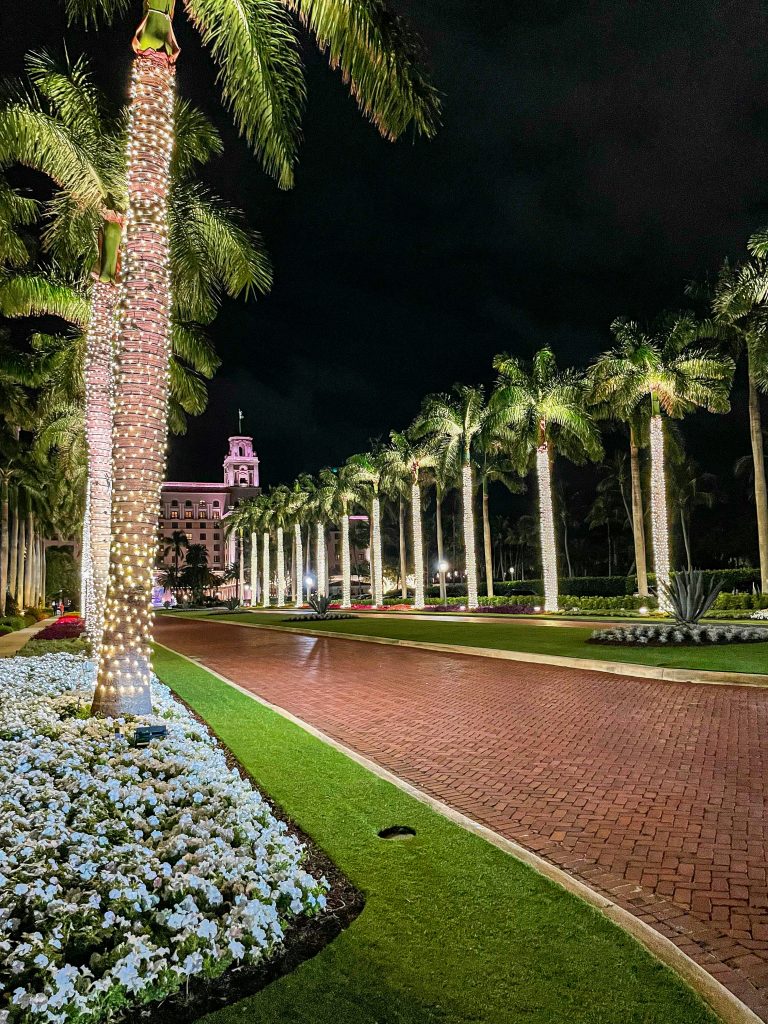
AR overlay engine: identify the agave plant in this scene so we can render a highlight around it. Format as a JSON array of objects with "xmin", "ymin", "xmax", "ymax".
[
  {"xmin": 660, "ymin": 570, "xmax": 724, "ymax": 625},
  {"xmin": 308, "ymin": 594, "xmax": 333, "ymax": 619}
]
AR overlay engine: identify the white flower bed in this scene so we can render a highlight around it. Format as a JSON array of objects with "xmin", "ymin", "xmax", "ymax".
[
  {"xmin": 590, "ymin": 623, "xmax": 768, "ymax": 645},
  {"xmin": 0, "ymin": 653, "xmax": 327, "ymax": 1024},
  {"xmin": 751, "ymin": 608, "xmax": 768, "ymax": 620}
]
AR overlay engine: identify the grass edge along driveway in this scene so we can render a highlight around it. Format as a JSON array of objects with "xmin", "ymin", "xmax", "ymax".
[
  {"xmin": 167, "ymin": 609, "xmax": 768, "ymax": 676},
  {"xmin": 153, "ymin": 645, "xmax": 719, "ymax": 1024}
]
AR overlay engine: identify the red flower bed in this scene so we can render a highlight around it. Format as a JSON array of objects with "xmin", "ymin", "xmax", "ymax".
[{"xmin": 35, "ymin": 617, "xmax": 85, "ymax": 641}]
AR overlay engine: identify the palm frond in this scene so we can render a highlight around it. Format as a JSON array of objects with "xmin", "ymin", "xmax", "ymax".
[
  {"xmin": 0, "ymin": 273, "xmax": 89, "ymax": 326},
  {"xmin": 172, "ymin": 98, "xmax": 223, "ymax": 178},
  {"xmin": 171, "ymin": 321, "xmax": 221, "ymax": 379},
  {"xmin": 63, "ymin": 0, "xmax": 129, "ymax": 27},
  {"xmin": 281, "ymin": 0, "xmax": 440, "ymax": 139},
  {"xmin": 183, "ymin": 0, "xmax": 305, "ymax": 188}
]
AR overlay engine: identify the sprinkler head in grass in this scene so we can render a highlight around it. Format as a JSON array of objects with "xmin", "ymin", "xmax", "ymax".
[{"xmin": 378, "ymin": 825, "xmax": 416, "ymax": 841}]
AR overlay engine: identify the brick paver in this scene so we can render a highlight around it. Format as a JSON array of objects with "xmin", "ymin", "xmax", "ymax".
[{"xmin": 156, "ymin": 617, "xmax": 768, "ymax": 1019}]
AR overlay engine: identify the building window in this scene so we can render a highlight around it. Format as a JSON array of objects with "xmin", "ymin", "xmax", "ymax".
[
  {"xmin": 213, "ymin": 544, "xmax": 221, "ymax": 552},
  {"xmin": 199, "ymin": 521, "xmax": 206, "ymax": 528},
  {"xmin": 214, "ymin": 554, "xmax": 220, "ymax": 563},
  {"xmin": 200, "ymin": 533, "xmax": 206, "ymax": 540},
  {"xmin": 212, "ymin": 511, "xmax": 220, "ymax": 520},
  {"xmin": 213, "ymin": 532, "xmax": 220, "ymax": 540},
  {"xmin": 170, "ymin": 511, "xmax": 178, "ymax": 519}
]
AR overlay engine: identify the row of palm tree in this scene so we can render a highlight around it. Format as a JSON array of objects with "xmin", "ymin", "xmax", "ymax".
[{"xmin": 232, "ymin": 311, "xmax": 741, "ymax": 613}]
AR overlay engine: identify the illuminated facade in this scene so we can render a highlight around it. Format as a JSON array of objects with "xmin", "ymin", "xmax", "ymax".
[{"xmin": 157, "ymin": 435, "xmax": 260, "ymax": 575}]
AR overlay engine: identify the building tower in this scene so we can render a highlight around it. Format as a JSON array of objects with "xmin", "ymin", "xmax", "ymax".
[{"xmin": 223, "ymin": 436, "xmax": 260, "ymax": 489}]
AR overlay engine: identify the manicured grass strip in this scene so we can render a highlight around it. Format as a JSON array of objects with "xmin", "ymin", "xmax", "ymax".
[
  {"xmin": 169, "ymin": 610, "xmax": 768, "ymax": 676},
  {"xmin": 153, "ymin": 644, "xmax": 718, "ymax": 1024}
]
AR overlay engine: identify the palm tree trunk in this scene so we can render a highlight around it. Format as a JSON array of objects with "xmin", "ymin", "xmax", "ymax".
[
  {"xmin": 748, "ymin": 366, "xmax": 768, "ymax": 593},
  {"xmin": 436, "ymin": 490, "xmax": 447, "ymax": 603},
  {"xmin": 93, "ymin": 51, "xmax": 175, "ymax": 717},
  {"xmin": 371, "ymin": 496, "xmax": 383, "ymax": 607},
  {"xmin": 276, "ymin": 526, "xmax": 285, "ymax": 606},
  {"xmin": 481, "ymin": 477, "xmax": 494, "ymax": 598},
  {"xmin": 411, "ymin": 482, "xmax": 425, "ymax": 608},
  {"xmin": 249, "ymin": 530, "xmax": 258, "ymax": 605},
  {"xmin": 561, "ymin": 514, "xmax": 573, "ymax": 578},
  {"xmin": 341, "ymin": 513, "xmax": 351, "ymax": 608},
  {"xmin": 24, "ymin": 513, "xmax": 34, "ymax": 609},
  {"xmin": 262, "ymin": 532, "xmax": 270, "ymax": 607},
  {"xmin": 84, "ymin": 275, "xmax": 120, "ymax": 649},
  {"xmin": 462, "ymin": 463, "xmax": 479, "ymax": 609},
  {"xmin": 398, "ymin": 496, "xmax": 407, "ymax": 600},
  {"xmin": 294, "ymin": 522, "xmax": 303, "ymax": 607},
  {"xmin": 649, "ymin": 412, "xmax": 671, "ymax": 612},
  {"xmin": 41, "ymin": 538, "xmax": 46, "ymax": 607},
  {"xmin": 316, "ymin": 522, "xmax": 326, "ymax": 597},
  {"xmin": 0, "ymin": 482, "xmax": 8, "ymax": 616},
  {"xmin": 535, "ymin": 442, "xmax": 558, "ymax": 612},
  {"xmin": 16, "ymin": 513, "xmax": 25, "ymax": 610},
  {"xmin": 237, "ymin": 529, "xmax": 244, "ymax": 601},
  {"xmin": 629, "ymin": 423, "xmax": 649, "ymax": 596},
  {"xmin": 81, "ymin": 480, "xmax": 92, "ymax": 625},
  {"xmin": 9, "ymin": 504, "xmax": 18, "ymax": 604},
  {"xmin": 681, "ymin": 512, "xmax": 692, "ymax": 571}
]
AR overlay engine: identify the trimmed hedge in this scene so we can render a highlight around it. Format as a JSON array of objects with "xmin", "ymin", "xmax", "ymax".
[{"xmin": 559, "ymin": 595, "xmax": 658, "ymax": 612}]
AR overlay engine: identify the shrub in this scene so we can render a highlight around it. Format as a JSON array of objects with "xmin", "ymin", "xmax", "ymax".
[
  {"xmin": 0, "ymin": 625, "xmax": 12, "ymax": 637},
  {"xmin": 712, "ymin": 592, "xmax": 768, "ymax": 611},
  {"xmin": 34, "ymin": 617, "xmax": 85, "ymax": 642},
  {"xmin": 0, "ymin": 615, "xmax": 27, "ymax": 631},
  {"xmin": 559, "ymin": 595, "xmax": 657, "ymax": 612},
  {"xmin": 661, "ymin": 570, "xmax": 723, "ymax": 625},
  {"xmin": 19, "ymin": 637, "xmax": 92, "ymax": 657},
  {"xmin": 589, "ymin": 623, "xmax": 768, "ymax": 646}
]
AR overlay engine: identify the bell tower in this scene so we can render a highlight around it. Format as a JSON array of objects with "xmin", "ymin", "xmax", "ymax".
[{"xmin": 223, "ymin": 436, "xmax": 259, "ymax": 488}]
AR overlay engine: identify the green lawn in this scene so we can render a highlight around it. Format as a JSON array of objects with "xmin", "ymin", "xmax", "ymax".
[
  {"xmin": 153, "ymin": 644, "xmax": 718, "ymax": 1024},
  {"xmin": 168, "ymin": 610, "xmax": 768, "ymax": 676}
]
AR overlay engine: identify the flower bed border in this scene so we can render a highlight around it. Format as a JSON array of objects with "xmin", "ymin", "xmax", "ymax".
[{"xmin": 126, "ymin": 689, "xmax": 364, "ymax": 1024}]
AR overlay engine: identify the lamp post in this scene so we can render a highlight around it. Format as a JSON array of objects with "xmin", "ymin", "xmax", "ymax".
[{"xmin": 438, "ymin": 560, "xmax": 449, "ymax": 600}]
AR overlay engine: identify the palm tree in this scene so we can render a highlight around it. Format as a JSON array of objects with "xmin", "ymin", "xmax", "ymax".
[
  {"xmin": 59, "ymin": 0, "xmax": 438, "ymax": 709},
  {"xmin": 346, "ymin": 450, "xmax": 386, "ymax": 606},
  {"xmin": 324, "ymin": 465, "xmax": 359, "ymax": 608},
  {"xmin": 492, "ymin": 348, "xmax": 603, "ymax": 612},
  {"xmin": 378, "ymin": 431, "xmax": 433, "ymax": 607},
  {"xmin": 589, "ymin": 316, "xmax": 733, "ymax": 610},
  {"xmin": 0, "ymin": 52, "xmax": 270, "ymax": 665},
  {"xmin": 474, "ymin": 441, "xmax": 523, "ymax": 597},
  {"xmin": 416, "ymin": 386, "xmax": 489, "ymax": 609},
  {"xmin": 162, "ymin": 528, "xmax": 189, "ymax": 588},
  {"xmin": 702, "ymin": 251, "xmax": 768, "ymax": 591}
]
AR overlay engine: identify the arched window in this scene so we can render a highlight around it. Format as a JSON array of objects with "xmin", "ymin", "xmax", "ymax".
[{"xmin": 238, "ymin": 446, "xmax": 244, "ymax": 457}]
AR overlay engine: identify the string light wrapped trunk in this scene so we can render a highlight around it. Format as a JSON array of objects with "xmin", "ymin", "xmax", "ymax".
[
  {"xmin": 80, "ymin": 481, "xmax": 92, "ymax": 627},
  {"xmin": 84, "ymin": 261, "xmax": 121, "ymax": 651},
  {"xmin": 262, "ymin": 531, "xmax": 270, "ymax": 607},
  {"xmin": 294, "ymin": 522, "xmax": 303, "ymax": 606},
  {"xmin": 249, "ymin": 530, "xmax": 258, "ymax": 606},
  {"xmin": 276, "ymin": 526, "xmax": 285, "ymax": 606},
  {"xmin": 411, "ymin": 482, "xmax": 425, "ymax": 608},
  {"xmin": 536, "ymin": 443, "xmax": 559, "ymax": 613},
  {"xmin": 341, "ymin": 514, "xmax": 351, "ymax": 608},
  {"xmin": 649, "ymin": 413, "xmax": 671, "ymax": 613},
  {"xmin": 93, "ymin": 52, "xmax": 175, "ymax": 716},
  {"xmin": 461, "ymin": 464, "xmax": 479, "ymax": 609},
  {"xmin": 372, "ymin": 496, "xmax": 383, "ymax": 607},
  {"xmin": 316, "ymin": 522, "xmax": 326, "ymax": 596},
  {"xmin": 238, "ymin": 529, "xmax": 245, "ymax": 601}
]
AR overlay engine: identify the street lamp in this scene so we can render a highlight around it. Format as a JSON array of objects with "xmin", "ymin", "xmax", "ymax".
[{"xmin": 305, "ymin": 575, "xmax": 314, "ymax": 602}]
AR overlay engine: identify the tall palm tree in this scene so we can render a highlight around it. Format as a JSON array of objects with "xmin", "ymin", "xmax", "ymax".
[
  {"xmin": 378, "ymin": 431, "xmax": 433, "ymax": 608},
  {"xmin": 702, "ymin": 251, "xmax": 768, "ymax": 591},
  {"xmin": 324, "ymin": 465, "xmax": 359, "ymax": 608},
  {"xmin": 346, "ymin": 450, "xmax": 385, "ymax": 606},
  {"xmin": 267, "ymin": 484, "xmax": 292, "ymax": 606},
  {"xmin": 492, "ymin": 348, "xmax": 603, "ymax": 613},
  {"xmin": 60, "ymin": 0, "xmax": 439, "ymax": 710},
  {"xmin": 0, "ymin": 52, "xmax": 270, "ymax": 664},
  {"xmin": 589, "ymin": 317, "xmax": 733, "ymax": 610},
  {"xmin": 162, "ymin": 527, "xmax": 189, "ymax": 588},
  {"xmin": 474, "ymin": 441, "xmax": 523, "ymax": 597},
  {"xmin": 288, "ymin": 472, "xmax": 316, "ymax": 603},
  {"xmin": 416, "ymin": 386, "xmax": 488, "ymax": 609}
]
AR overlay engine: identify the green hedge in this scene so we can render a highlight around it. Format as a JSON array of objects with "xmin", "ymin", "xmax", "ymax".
[
  {"xmin": 559, "ymin": 595, "xmax": 658, "ymax": 611},
  {"xmin": 712, "ymin": 592, "xmax": 768, "ymax": 610}
]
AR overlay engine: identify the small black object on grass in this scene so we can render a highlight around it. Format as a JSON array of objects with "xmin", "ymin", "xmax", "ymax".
[
  {"xmin": 378, "ymin": 825, "xmax": 416, "ymax": 841},
  {"xmin": 132, "ymin": 724, "xmax": 167, "ymax": 747}
]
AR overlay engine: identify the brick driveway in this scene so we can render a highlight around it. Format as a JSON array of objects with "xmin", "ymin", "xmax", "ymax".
[{"xmin": 155, "ymin": 617, "xmax": 768, "ymax": 1019}]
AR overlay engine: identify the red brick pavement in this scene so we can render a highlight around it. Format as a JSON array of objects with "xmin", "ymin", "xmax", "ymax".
[{"xmin": 155, "ymin": 617, "xmax": 768, "ymax": 1018}]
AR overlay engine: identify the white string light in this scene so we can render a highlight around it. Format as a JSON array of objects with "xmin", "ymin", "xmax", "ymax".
[
  {"xmin": 294, "ymin": 522, "xmax": 303, "ymax": 606},
  {"xmin": 93, "ymin": 53, "xmax": 175, "ymax": 716},
  {"xmin": 249, "ymin": 529, "xmax": 258, "ymax": 606},
  {"xmin": 238, "ymin": 528, "xmax": 245, "ymax": 602},
  {"xmin": 262, "ymin": 531, "xmax": 270, "ymax": 607},
  {"xmin": 341, "ymin": 513, "xmax": 351, "ymax": 608},
  {"xmin": 536, "ymin": 445, "xmax": 559, "ymax": 613},
  {"xmin": 276, "ymin": 526, "xmax": 285, "ymax": 606},
  {"xmin": 462, "ymin": 464, "xmax": 479, "ymax": 609},
  {"xmin": 83, "ymin": 277, "xmax": 120, "ymax": 652},
  {"xmin": 316, "ymin": 522, "xmax": 326, "ymax": 596},
  {"xmin": 649, "ymin": 414, "xmax": 671, "ymax": 613},
  {"xmin": 371, "ymin": 496, "xmax": 383, "ymax": 607},
  {"xmin": 411, "ymin": 483, "xmax": 425, "ymax": 608}
]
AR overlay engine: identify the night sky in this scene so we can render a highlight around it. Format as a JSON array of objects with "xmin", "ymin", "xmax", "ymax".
[{"xmin": 4, "ymin": 0, "xmax": 768, "ymax": 489}]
